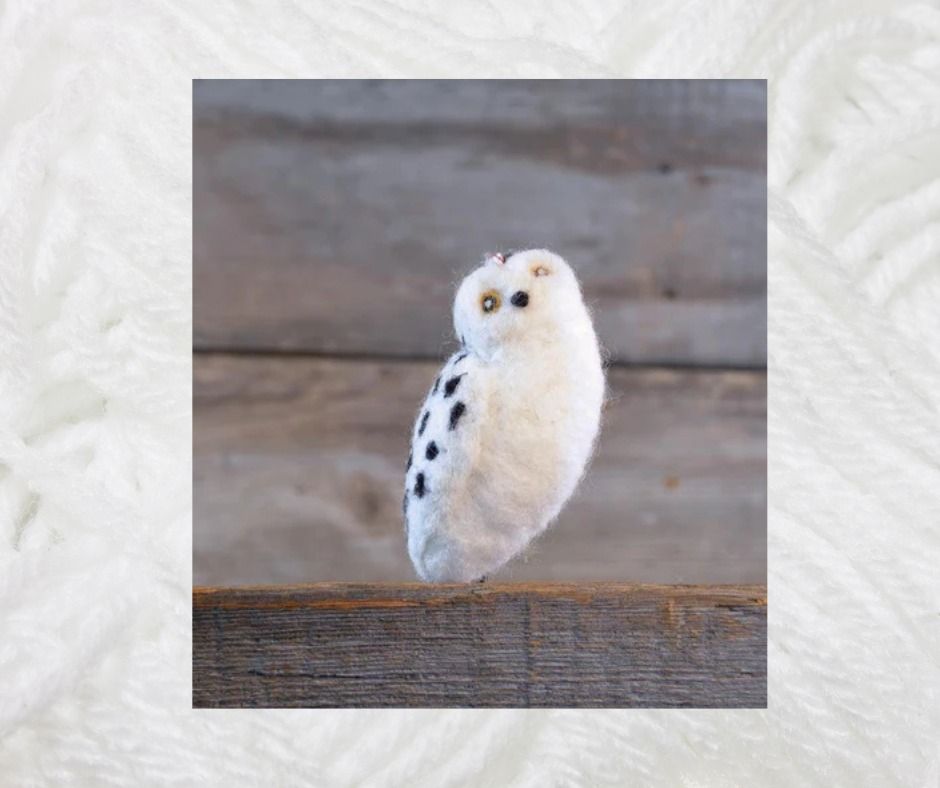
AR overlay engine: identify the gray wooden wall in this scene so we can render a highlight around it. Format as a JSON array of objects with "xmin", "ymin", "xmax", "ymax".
[{"xmin": 193, "ymin": 79, "xmax": 767, "ymax": 585}]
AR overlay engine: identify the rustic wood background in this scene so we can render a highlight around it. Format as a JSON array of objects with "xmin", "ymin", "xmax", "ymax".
[
  {"xmin": 193, "ymin": 583, "xmax": 767, "ymax": 708},
  {"xmin": 193, "ymin": 79, "xmax": 767, "ymax": 586}
]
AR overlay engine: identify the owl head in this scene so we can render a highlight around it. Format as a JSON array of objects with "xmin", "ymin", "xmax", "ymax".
[{"xmin": 453, "ymin": 249, "xmax": 589, "ymax": 360}]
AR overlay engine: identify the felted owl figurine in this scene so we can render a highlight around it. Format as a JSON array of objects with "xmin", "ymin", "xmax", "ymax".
[{"xmin": 403, "ymin": 249, "xmax": 605, "ymax": 582}]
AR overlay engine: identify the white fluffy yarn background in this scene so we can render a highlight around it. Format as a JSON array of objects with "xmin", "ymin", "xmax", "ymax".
[{"xmin": 1, "ymin": 1, "xmax": 938, "ymax": 785}]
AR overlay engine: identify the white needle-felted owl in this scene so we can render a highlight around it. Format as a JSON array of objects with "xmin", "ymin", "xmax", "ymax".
[{"xmin": 403, "ymin": 249, "xmax": 605, "ymax": 582}]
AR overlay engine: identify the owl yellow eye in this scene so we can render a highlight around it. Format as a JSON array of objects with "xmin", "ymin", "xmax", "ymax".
[{"xmin": 481, "ymin": 290, "xmax": 501, "ymax": 313}]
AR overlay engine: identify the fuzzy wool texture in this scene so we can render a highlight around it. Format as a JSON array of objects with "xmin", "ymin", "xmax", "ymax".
[
  {"xmin": 1, "ymin": 1, "xmax": 939, "ymax": 786},
  {"xmin": 405, "ymin": 251, "xmax": 605, "ymax": 582}
]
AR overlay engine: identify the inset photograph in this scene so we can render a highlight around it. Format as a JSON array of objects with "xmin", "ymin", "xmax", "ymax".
[{"xmin": 192, "ymin": 79, "xmax": 767, "ymax": 708}]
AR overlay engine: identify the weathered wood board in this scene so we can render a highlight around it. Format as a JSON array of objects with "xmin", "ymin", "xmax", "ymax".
[
  {"xmin": 193, "ymin": 355, "xmax": 766, "ymax": 585},
  {"xmin": 193, "ymin": 79, "xmax": 766, "ymax": 366},
  {"xmin": 194, "ymin": 80, "xmax": 766, "ymax": 166},
  {"xmin": 192, "ymin": 582, "xmax": 767, "ymax": 708}
]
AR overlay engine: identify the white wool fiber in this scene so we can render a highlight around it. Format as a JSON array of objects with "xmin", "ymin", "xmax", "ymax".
[{"xmin": 405, "ymin": 250, "xmax": 605, "ymax": 582}]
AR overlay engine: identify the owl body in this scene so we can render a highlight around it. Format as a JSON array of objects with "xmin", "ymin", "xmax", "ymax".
[{"xmin": 404, "ymin": 249, "xmax": 604, "ymax": 582}]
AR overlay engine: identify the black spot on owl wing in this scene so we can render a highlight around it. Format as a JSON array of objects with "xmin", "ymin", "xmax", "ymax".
[
  {"xmin": 443, "ymin": 374, "xmax": 464, "ymax": 398},
  {"xmin": 431, "ymin": 375, "xmax": 441, "ymax": 395},
  {"xmin": 425, "ymin": 441, "xmax": 438, "ymax": 460},
  {"xmin": 448, "ymin": 401, "xmax": 466, "ymax": 431},
  {"xmin": 417, "ymin": 410, "xmax": 430, "ymax": 437},
  {"xmin": 414, "ymin": 472, "xmax": 427, "ymax": 498}
]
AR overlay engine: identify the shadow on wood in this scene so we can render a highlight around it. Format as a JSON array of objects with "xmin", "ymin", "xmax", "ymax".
[{"xmin": 193, "ymin": 583, "xmax": 767, "ymax": 708}]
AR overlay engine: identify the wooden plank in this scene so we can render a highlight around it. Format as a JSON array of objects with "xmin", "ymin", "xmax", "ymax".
[
  {"xmin": 193, "ymin": 79, "xmax": 767, "ymax": 366},
  {"xmin": 193, "ymin": 80, "xmax": 766, "ymax": 169},
  {"xmin": 194, "ymin": 355, "xmax": 766, "ymax": 586},
  {"xmin": 192, "ymin": 582, "xmax": 767, "ymax": 708}
]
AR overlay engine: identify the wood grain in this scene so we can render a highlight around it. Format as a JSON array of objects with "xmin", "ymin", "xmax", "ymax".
[
  {"xmin": 193, "ymin": 355, "xmax": 766, "ymax": 585},
  {"xmin": 194, "ymin": 80, "xmax": 766, "ymax": 168},
  {"xmin": 192, "ymin": 582, "xmax": 767, "ymax": 708},
  {"xmin": 193, "ymin": 79, "xmax": 767, "ymax": 366}
]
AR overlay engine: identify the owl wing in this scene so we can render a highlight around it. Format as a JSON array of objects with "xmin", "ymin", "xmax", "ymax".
[{"xmin": 404, "ymin": 349, "xmax": 488, "ymax": 557}]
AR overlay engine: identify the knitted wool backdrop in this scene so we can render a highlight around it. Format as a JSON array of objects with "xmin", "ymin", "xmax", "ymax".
[{"xmin": 1, "ymin": 1, "xmax": 938, "ymax": 785}]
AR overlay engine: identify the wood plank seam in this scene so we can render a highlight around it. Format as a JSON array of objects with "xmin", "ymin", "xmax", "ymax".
[{"xmin": 191, "ymin": 346, "xmax": 769, "ymax": 373}]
